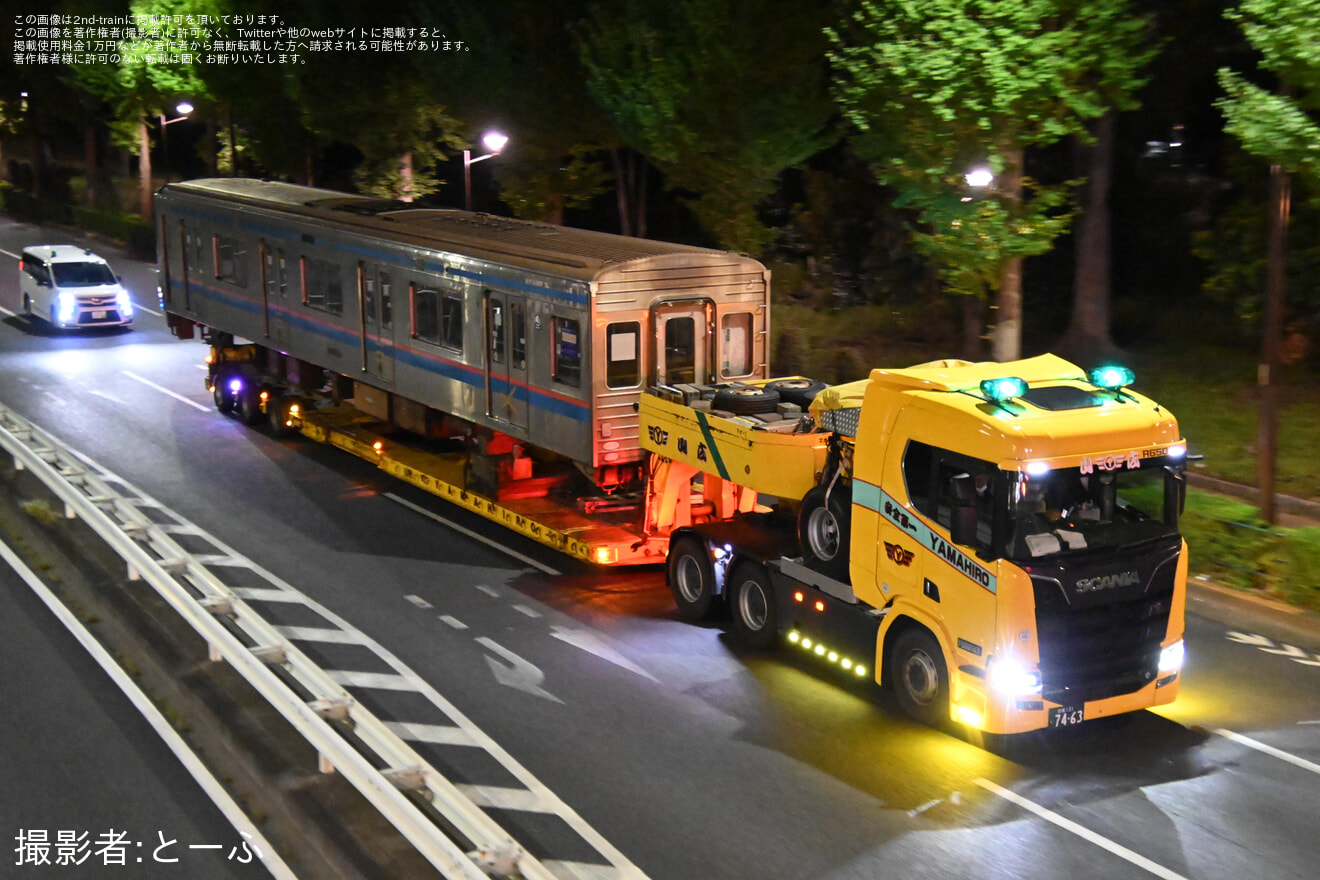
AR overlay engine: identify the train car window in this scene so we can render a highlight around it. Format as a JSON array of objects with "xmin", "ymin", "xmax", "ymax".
[
  {"xmin": 606, "ymin": 321, "xmax": 641, "ymax": 388},
  {"xmin": 277, "ymin": 249, "xmax": 287, "ymax": 296},
  {"xmin": 378, "ymin": 271, "xmax": 392, "ymax": 327},
  {"xmin": 191, "ymin": 230, "xmax": 204, "ymax": 272},
  {"xmin": 216, "ymin": 235, "xmax": 247, "ymax": 287},
  {"xmin": 721, "ymin": 312, "xmax": 753, "ymax": 377},
  {"xmin": 412, "ymin": 288, "xmax": 463, "ymax": 352},
  {"xmin": 302, "ymin": 257, "xmax": 344, "ymax": 315},
  {"xmin": 552, "ymin": 316, "xmax": 582, "ymax": 388},
  {"xmin": 510, "ymin": 303, "xmax": 527, "ymax": 369},
  {"xmin": 665, "ymin": 317, "xmax": 696, "ymax": 383}
]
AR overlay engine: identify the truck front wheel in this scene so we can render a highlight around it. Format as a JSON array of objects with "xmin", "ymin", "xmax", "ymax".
[
  {"xmin": 729, "ymin": 562, "xmax": 777, "ymax": 649},
  {"xmin": 892, "ymin": 629, "xmax": 949, "ymax": 727},
  {"xmin": 798, "ymin": 485, "xmax": 851, "ymax": 581},
  {"xmin": 212, "ymin": 378, "xmax": 235, "ymax": 414},
  {"xmin": 668, "ymin": 536, "xmax": 720, "ymax": 621}
]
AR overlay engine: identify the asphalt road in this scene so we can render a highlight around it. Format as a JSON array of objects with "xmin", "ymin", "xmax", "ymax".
[{"xmin": 2, "ymin": 215, "xmax": 1319, "ymax": 880}]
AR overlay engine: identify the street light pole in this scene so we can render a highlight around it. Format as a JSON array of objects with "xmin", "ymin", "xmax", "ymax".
[
  {"xmin": 463, "ymin": 131, "xmax": 509, "ymax": 212},
  {"xmin": 158, "ymin": 101, "xmax": 194, "ymax": 180}
]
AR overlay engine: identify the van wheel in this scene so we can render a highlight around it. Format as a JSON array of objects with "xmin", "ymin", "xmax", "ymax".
[
  {"xmin": 668, "ymin": 536, "xmax": 720, "ymax": 621},
  {"xmin": 892, "ymin": 629, "xmax": 949, "ymax": 727},
  {"xmin": 22, "ymin": 295, "xmax": 32, "ymax": 317},
  {"xmin": 798, "ymin": 485, "xmax": 851, "ymax": 581},
  {"xmin": 729, "ymin": 562, "xmax": 778, "ymax": 649}
]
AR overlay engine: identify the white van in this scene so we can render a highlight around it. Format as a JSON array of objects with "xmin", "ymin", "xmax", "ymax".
[{"xmin": 19, "ymin": 245, "xmax": 134, "ymax": 330}]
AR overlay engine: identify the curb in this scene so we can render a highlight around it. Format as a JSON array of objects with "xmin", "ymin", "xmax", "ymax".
[{"xmin": 1187, "ymin": 472, "xmax": 1320, "ymax": 524}]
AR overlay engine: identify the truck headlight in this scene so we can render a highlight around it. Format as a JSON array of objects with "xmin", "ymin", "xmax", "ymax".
[
  {"xmin": 987, "ymin": 655, "xmax": 1042, "ymax": 697},
  {"xmin": 57, "ymin": 292, "xmax": 77, "ymax": 324},
  {"xmin": 116, "ymin": 290, "xmax": 133, "ymax": 316},
  {"xmin": 1158, "ymin": 640, "xmax": 1185, "ymax": 674}
]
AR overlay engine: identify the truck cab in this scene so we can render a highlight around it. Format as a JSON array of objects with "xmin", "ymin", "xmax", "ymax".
[{"xmin": 645, "ymin": 354, "xmax": 1189, "ymax": 735}]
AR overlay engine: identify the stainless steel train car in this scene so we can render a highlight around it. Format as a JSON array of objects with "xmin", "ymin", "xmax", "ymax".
[{"xmin": 155, "ymin": 178, "xmax": 770, "ymax": 489}]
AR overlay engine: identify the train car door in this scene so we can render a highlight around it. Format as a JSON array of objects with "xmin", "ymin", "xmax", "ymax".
[
  {"xmin": 358, "ymin": 263, "xmax": 396, "ymax": 384},
  {"xmin": 484, "ymin": 290, "xmax": 528, "ymax": 428},
  {"xmin": 654, "ymin": 301, "xmax": 709, "ymax": 385},
  {"xmin": 259, "ymin": 242, "xmax": 291, "ymax": 347}
]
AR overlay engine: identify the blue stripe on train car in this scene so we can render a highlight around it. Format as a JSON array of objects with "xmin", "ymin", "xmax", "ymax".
[{"xmin": 169, "ymin": 278, "xmax": 590, "ymax": 423}]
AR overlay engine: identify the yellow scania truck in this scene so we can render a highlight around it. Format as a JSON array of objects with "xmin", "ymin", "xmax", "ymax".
[{"xmin": 639, "ymin": 354, "xmax": 1189, "ymax": 735}]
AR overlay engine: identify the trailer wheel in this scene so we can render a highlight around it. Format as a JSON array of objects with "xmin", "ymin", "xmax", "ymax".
[
  {"xmin": 212, "ymin": 378, "xmax": 235, "ymax": 414},
  {"xmin": 668, "ymin": 536, "xmax": 720, "ymax": 621},
  {"xmin": 798, "ymin": 485, "xmax": 851, "ymax": 581},
  {"xmin": 710, "ymin": 385, "xmax": 782, "ymax": 415},
  {"xmin": 236, "ymin": 383, "xmax": 264, "ymax": 426},
  {"xmin": 268, "ymin": 395, "xmax": 298, "ymax": 438},
  {"xmin": 892, "ymin": 629, "xmax": 949, "ymax": 727},
  {"xmin": 729, "ymin": 562, "xmax": 778, "ymax": 649}
]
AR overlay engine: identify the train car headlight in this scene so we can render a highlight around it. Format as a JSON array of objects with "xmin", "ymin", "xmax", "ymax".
[
  {"xmin": 987, "ymin": 655, "xmax": 1042, "ymax": 697},
  {"xmin": 1158, "ymin": 640, "xmax": 1185, "ymax": 674}
]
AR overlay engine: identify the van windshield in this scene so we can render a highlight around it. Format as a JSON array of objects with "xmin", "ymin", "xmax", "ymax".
[{"xmin": 52, "ymin": 262, "xmax": 116, "ymax": 287}]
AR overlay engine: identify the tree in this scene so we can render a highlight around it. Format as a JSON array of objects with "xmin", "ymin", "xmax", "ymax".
[
  {"xmin": 67, "ymin": 0, "xmax": 212, "ymax": 217},
  {"xmin": 580, "ymin": 0, "xmax": 836, "ymax": 252},
  {"xmin": 1217, "ymin": 0, "xmax": 1320, "ymax": 524},
  {"xmin": 828, "ymin": 0, "xmax": 1154, "ymax": 361}
]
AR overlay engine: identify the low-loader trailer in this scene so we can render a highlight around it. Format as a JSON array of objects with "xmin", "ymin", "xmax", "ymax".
[{"xmin": 640, "ymin": 355, "xmax": 1189, "ymax": 735}]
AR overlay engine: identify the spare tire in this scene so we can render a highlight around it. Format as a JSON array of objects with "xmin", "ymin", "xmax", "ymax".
[
  {"xmin": 710, "ymin": 385, "xmax": 782, "ymax": 415},
  {"xmin": 766, "ymin": 378, "xmax": 828, "ymax": 408}
]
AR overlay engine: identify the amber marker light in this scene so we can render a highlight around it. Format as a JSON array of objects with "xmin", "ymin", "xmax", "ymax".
[{"xmin": 814, "ymin": 600, "xmax": 825, "ymax": 612}]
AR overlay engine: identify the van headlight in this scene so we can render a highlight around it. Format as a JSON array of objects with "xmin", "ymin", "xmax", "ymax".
[
  {"xmin": 1158, "ymin": 640, "xmax": 1185, "ymax": 674},
  {"xmin": 116, "ymin": 290, "xmax": 134, "ymax": 316},
  {"xmin": 56, "ymin": 292, "xmax": 77, "ymax": 323},
  {"xmin": 986, "ymin": 655, "xmax": 1042, "ymax": 697}
]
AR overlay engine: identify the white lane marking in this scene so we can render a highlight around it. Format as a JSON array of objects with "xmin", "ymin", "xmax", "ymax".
[
  {"xmin": 231, "ymin": 587, "xmax": 305, "ymax": 603},
  {"xmin": 385, "ymin": 721, "xmax": 475, "ymax": 747},
  {"xmin": 550, "ymin": 625, "xmax": 660, "ymax": 683},
  {"xmin": 326, "ymin": 670, "xmax": 418, "ymax": 691},
  {"xmin": 0, "ymin": 305, "xmax": 29, "ymax": 321},
  {"xmin": 0, "ymin": 537, "xmax": 299, "ymax": 880},
  {"xmin": 122, "ymin": 369, "xmax": 210, "ymax": 412},
  {"xmin": 132, "ymin": 300, "xmax": 163, "ymax": 317},
  {"xmin": 0, "ymin": 246, "xmax": 19, "ymax": 259},
  {"xmin": 512, "ymin": 604, "xmax": 541, "ymax": 618},
  {"xmin": 476, "ymin": 584, "xmax": 500, "ymax": 598},
  {"xmin": 906, "ymin": 797, "xmax": 943, "ymax": 817},
  {"xmin": 455, "ymin": 784, "xmax": 549, "ymax": 813},
  {"xmin": 439, "ymin": 615, "xmax": 468, "ymax": 630},
  {"xmin": 974, "ymin": 778, "xmax": 1188, "ymax": 880},
  {"xmin": 405, "ymin": 594, "xmax": 433, "ymax": 609},
  {"xmin": 1215, "ymin": 729, "xmax": 1320, "ymax": 775},
  {"xmin": 475, "ymin": 636, "xmax": 562, "ymax": 703},
  {"xmin": 384, "ymin": 492, "xmax": 561, "ymax": 576},
  {"xmin": 276, "ymin": 626, "xmax": 364, "ymax": 644},
  {"xmin": 1226, "ymin": 631, "xmax": 1320, "ymax": 667}
]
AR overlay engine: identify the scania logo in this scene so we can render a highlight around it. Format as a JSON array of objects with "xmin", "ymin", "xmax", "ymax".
[{"xmin": 1075, "ymin": 571, "xmax": 1141, "ymax": 592}]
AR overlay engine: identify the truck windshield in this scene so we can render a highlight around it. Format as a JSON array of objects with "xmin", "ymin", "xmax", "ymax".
[
  {"xmin": 1002, "ymin": 461, "xmax": 1182, "ymax": 561},
  {"xmin": 53, "ymin": 262, "xmax": 116, "ymax": 287}
]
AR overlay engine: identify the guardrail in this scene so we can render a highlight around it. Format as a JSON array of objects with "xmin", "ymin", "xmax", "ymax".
[{"xmin": 0, "ymin": 402, "xmax": 559, "ymax": 880}]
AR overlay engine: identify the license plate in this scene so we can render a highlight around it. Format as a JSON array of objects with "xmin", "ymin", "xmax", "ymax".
[
  {"xmin": 1049, "ymin": 705, "xmax": 1085, "ymax": 727},
  {"xmin": 92, "ymin": 310, "xmax": 107, "ymax": 319}
]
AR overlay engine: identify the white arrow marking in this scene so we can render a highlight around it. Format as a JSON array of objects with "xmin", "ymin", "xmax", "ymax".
[
  {"xmin": 550, "ymin": 626, "xmax": 661, "ymax": 683},
  {"xmin": 1226, "ymin": 631, "xmax": 1275, "ymax": 647},
  {"xmin": 1261, "ymin": 643, "xmax": 1309, "ymax": 659},
  {"xmin": 476, "ymin": 636, "xmax": 562, "ymax": 703}
]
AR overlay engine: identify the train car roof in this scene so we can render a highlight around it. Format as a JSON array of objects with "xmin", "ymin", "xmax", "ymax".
[{"xmin": 159, "ymin": 178, "xmax": 760, "ymax": 284}]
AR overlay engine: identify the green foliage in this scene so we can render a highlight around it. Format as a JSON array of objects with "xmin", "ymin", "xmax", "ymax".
[
  {"xmin": 828, "ymin": 0, "xmax": 1155, "ymax": 295},
  {"xmin": 1178, "ymin": 490, "xmax": 1320, "ymax": 611},
  {"xmin": 1217, "ymin": 0, "xmax": 1320, "ymax": 180},
  {"xmin": 580, "ymin": 0, "xmax": 836, "ymax": 251}
]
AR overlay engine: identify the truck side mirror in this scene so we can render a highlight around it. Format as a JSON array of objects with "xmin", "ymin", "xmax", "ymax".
[{"xmin": 949, "ymin": 473, "xmax": 978, "ymax": 547}]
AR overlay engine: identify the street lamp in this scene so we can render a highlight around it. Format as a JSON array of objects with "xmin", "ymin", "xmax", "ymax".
[
  {"xmin": 159, "ymin": 102, "xmax": 194, "ymax": 179},
  {"xmin": 463, "ymin": 131, "xmax": 509, "ymax": 211}
]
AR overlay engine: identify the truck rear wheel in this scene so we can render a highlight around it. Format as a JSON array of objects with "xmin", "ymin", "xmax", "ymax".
[
  {"xmin": 668, "ymin": 536, "xmax": 720, "ymax": 621},
  {"xmin": 798, "ymin": 485, "xmax": 851, "ymax": 581},
  {"xmin": 268, "ymin": 394, "xmax": 298, "ymax": 438},
  {"xmin": 710, "ymin": 385, "xmax": 781, "ymax": 415},
  {"xmin": 892, "ymin": 629, "xmax": 949, "ymax": 727},
  {"xmin": 236, "ymin": 383, "xmax": 264, "ymax": 426},
  {"xmin": 729, "ymin": 562, "xmax": 778, "ymax": 649}
]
